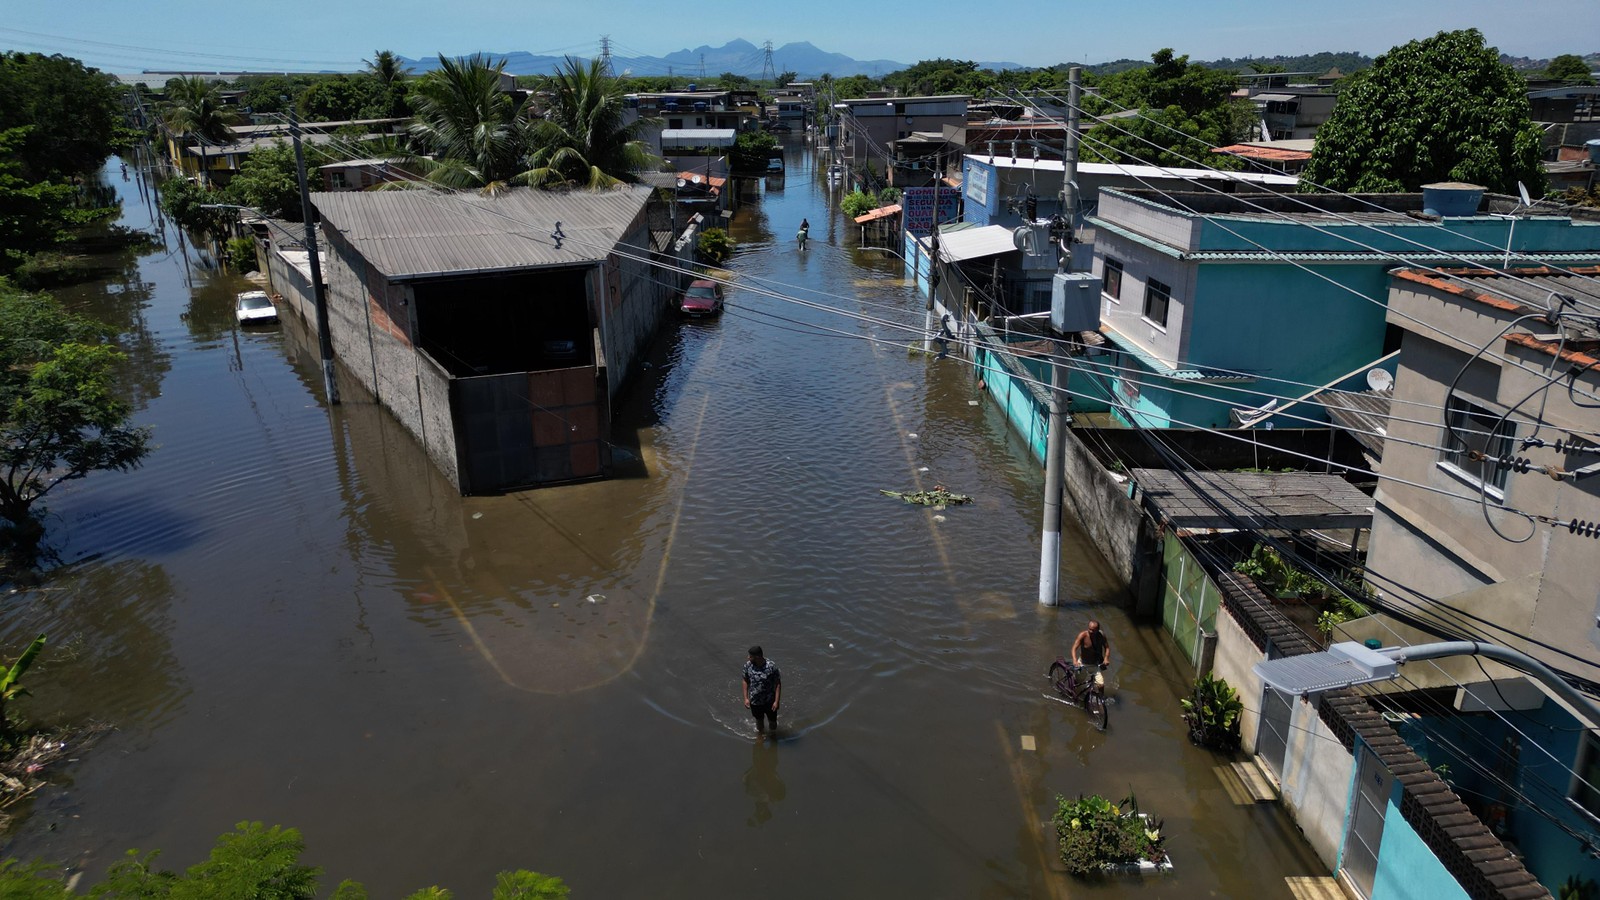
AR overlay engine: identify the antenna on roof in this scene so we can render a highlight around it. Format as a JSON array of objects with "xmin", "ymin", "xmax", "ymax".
[{"xmin": 1517, "ymin": 181, "xmax": 1532, "ymax": 209}]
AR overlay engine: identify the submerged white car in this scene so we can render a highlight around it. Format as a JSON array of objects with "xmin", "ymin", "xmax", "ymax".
[{"xmin": 235, "ymin": 290, "xmax": 278, "ymax": 325}]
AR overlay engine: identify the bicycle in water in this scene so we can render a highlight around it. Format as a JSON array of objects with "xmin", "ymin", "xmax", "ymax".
[{"xmin": 1046, "ymin": 656, "xmax": 1109, "ymax": 731}]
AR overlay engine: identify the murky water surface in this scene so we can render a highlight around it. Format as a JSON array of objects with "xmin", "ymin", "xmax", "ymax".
[{"xmin": 1, "ymin": 142, "xmax": 1322, "ymax": 896}]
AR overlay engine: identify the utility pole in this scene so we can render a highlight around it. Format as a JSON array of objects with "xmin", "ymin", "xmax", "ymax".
[
  {"xmin": 600, "ymin": 35, "xmax": 613, "ymax": 76},
  {"xmin": 1039, "ymin": 65, "xmax": 1080, "ymax": 607},
  {"xmin": 289, "ymin": 110, "xmax": 340, "ymax": 406}
]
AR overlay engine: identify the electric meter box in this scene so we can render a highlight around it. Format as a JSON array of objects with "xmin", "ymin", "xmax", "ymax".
[{"xmin": 1051, "ymin": 272, "xmax": 1101, "ymax": 334}]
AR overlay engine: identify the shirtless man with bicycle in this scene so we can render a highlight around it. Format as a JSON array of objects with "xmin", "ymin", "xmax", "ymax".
[{"xmin": 1072, "ymin": 620, "xmax": 1112, "ymax": 685}]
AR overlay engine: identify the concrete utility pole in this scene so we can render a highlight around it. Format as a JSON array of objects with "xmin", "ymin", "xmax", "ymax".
[
  {"xmin": 1039, "ymin": 66, "xmax": 1081, "ymax": 607},
  {"xmin": 289, "ymin": 111, "xmax": 340, "ymax": 406}
]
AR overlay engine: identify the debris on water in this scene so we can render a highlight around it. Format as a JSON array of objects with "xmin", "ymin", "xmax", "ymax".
[
  {"xmin": 918, "ymin": 466, "xmax": 929, "ymax": 472},
  {"xmin": 0, "ymin": 724, "xmax": 110, "ymax": 833},
  {"xmin": 907, "ymin": 432, "xmax": 918, "ymax": 439},
  {"xmin": 472, "ymin": 512, "xmax": 483, "ymax": 519},
  {"xmin": 933, "ymin": 514, "xmax": 946, "ymax": 522},
  {"xmin": 879, "ymin": 487, "xmax": 973, "ymax": 507},
  {"xmin": 586, "ymin": 594, "xmax": 604, "ymax": 604},
  {"xmin": 968, "ymin": 400, "xmax": 980, "ymax": 406}
]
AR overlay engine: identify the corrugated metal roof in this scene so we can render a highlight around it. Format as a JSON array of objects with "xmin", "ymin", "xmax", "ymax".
[
  {"xmin": 935, "ymin": 224, "xmax": 1018, "ymax": 262},
  {"xmin": 310, "ymin": 186, "xmax": 652, "ymax": 281},
  {"xmin": 661, "ymin": 129, "xmax": 736, "ymax": 146}
]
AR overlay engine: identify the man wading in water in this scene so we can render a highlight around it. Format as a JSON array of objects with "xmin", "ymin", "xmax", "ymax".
[{"xmin": 742, "ymin": 645, "xmax": 782, "ymax": 735}]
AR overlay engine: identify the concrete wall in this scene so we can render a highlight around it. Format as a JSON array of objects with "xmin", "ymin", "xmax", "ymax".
[
  {"xmin": 1211, "ymin": 590, "xmax": 1355, "ymax": 870},
  {"xmin": 599, "ymin": 210, "xmax": 671, "ymax": 399},
  {"xmin": 1371, "ymin": 278, "xmax": 1600, "ymax": 687}
]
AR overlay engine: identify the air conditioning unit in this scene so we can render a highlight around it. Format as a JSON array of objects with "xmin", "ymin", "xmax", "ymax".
[{"xmin": 1051, "ymin": 272, "xmax": 1100, "ymax": 334}]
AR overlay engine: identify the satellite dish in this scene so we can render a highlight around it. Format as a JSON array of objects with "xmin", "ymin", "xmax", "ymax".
[
  {"xmin": 675, "ymin": 178, "xmax": 687, "ymax": 188},
  {"xmin": 1366, "ymin": 368, "xmax": 1394, "ymax": 393},
  {"xmin": 690, "ymin": 174, "xmax": 702, "ymax": 184},
  {"xmin": 1517, "ymin": 181, "xmax": 1532, "ymax": 208}
]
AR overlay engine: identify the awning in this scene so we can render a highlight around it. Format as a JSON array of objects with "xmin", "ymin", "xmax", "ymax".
[
  {"xmin": 933, "ymin": 224, "xmax": 1016, "ymax": 263},
  {"xmin": 854, "ymin": 203, "xmax": 901, "ymax": 224},
  {"xmin": 661, "ymin": 129, "xmax": 736, "ymax": 147}
]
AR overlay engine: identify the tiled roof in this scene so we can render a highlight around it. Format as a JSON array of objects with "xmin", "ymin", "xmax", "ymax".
[
  {"xmin": 310, "ymin": 185, "xmax": 652, "ymax": 281},
  {"xmin": 1392, "ymin": 266, "xmax": 1600, "ymax": 319},
  {"xmin": 853, "ymin": 203, "xmax": 901, "ymax": 224}
]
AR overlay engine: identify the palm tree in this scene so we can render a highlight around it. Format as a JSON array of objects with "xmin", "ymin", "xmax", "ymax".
[
  {"xmin": 365, "ymin": 49, "xmax": 413, "ymax": 118},
  {"xmin": 364, "ymin": 49, "xmax": 411, "ymax": 90},
  {"xmin": 524, "ymin": 56, "xmax": 658, "ymax": 189},
  {"xmin": 407, "ymin": 54, "xmax": 531, "ymax": 194},
  {"xmin": 160, "ymin": 76, "xmax": 242, "ymax": 186}
]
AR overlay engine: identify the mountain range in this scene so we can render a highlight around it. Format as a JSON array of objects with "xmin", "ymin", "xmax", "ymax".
[{"xmin": 398, "ymin": 39, "xmax": 1023, "ymax": 79}]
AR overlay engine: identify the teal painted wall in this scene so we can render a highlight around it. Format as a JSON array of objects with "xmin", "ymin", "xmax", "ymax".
[
  {"xmin": 1188, "ymin": 262, "xmax": 1390, "ymax": 397},
  {"xmin": 1397, "ymin": 702, "xmax": 1600, "ymax": 898},
  {"xmin": 1198, "ymin": 214, "xmax": 1600, "ymax": 255},
  {"xmin": 1371, "ymin": 793, "xmax": 1471, "ymax": 900}
]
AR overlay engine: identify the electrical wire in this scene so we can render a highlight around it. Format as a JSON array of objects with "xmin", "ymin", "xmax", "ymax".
[{"xmin": 1012, "ymin": 84, "xmax": 1600, "ymax": 311}]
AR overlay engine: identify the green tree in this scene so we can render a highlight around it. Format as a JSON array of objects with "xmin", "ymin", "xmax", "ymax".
[
  {"xmin": 232, "ymin": 74, "xmax": 319, "ymax": 116},
  {"xmin": 364, "ymin": 50, "xmax": 413, "ymax": 117},
  {"xmin": 1545, "ymin": 53, "xmax": 1596, "ymax": 84},
  {"xmin": 1081, "ymin": 49, "xmax": 1250, "ymax": 169},
  {"xmin": 0, "ymin": 128, "xmax": 96, "ymax": 267},
  {"xmin": 776, "ymin": 70, "xmax": 797, "ymax": 87},
  {"xmin": 408, "ymin": 54, "xmax": 531, "ymax": 193},
  {"xmin": 525, "ymin": 56, "xmax": 658, "ymax": 189},
  {"xmin": 298, "ymin": 74, "xmax": 384, "ymax": 122},
  {"xmin": 730, "ymin": 131, "xmax": 778, "ymax": 172},
  {"xmin": 160, "ymin": 76, "xmax": 242, "ymax": 186},
  {"xmin": 0, "ymin": 52, "xmax": 121, "ymax": 180},
  {"xmin": 1301, "ymin": 29, "xmax": 1545, "ymax": 195},
  {"xmin": 717, "ymin": 72, "xmax": 753, "ymax": 89},
  {"xmin": 0, "ymin": 284, "xmax": 151, "ymax": 549},
  {"xmin": 223, "ymin": 141, "xmax": 304, "ymax": 220},
  {"xmin": 883, "ymin": 59, "xmax": 991, "ymax": 97}
]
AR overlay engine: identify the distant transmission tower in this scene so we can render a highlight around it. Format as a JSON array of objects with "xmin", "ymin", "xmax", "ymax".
[
  {"xmin": 599, "ymin": 34, "xmax": 612, "ymax": 75},
  {"xmin": 699, "ymin": 54, "xmax": 706, "ymax": 79},
  {"xmin": 762, "ymin": 40, "xmax": 777, "ymax": 85}
]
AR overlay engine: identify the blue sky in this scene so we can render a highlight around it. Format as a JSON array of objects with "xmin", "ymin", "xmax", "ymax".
[{"xmin": 0, "ymin": 0, "xmax": 1586, "ymax": 73}]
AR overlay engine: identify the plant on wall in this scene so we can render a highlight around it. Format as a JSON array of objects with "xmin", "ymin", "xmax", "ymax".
[
  {"xmin": 1233, "ymin": 543, "xmax": 1321, "ymax": 599},
  {"xmin": 1180, "ymin": 673, "xmax": 1243, "ymax": 751}
]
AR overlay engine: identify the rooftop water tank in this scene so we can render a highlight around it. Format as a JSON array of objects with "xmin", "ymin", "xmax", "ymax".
[
  {"xmin": 1587, "ymin": 139, "xmax": 1600, "ymax": 166},
  {"xmin": 1421, "ymin": 182, "xmax": 1486, "ymax": 218},
  {"xmin": 687, "ymin": 83, "xmax": 697, "ymax": 91}
]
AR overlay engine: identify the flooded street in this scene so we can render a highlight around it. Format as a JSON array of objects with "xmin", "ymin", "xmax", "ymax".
[{"xmin": 2, "ymin": 140, "xmax": 1323, "ymax": 896}]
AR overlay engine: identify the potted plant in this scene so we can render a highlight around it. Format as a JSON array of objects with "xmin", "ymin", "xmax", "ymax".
[
  {"xmin": 1180, "ymin": 673, "xmax": 1243, "ymax": 751},
  {"xmin": 1052, "ymin": 793, "xmax": 1170, "ymax": 876}
]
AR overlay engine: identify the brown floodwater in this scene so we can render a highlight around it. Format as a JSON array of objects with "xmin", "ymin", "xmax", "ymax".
[{"xmin": 0, "ymin": 142, "xmax": 1324, "ymax": 897}]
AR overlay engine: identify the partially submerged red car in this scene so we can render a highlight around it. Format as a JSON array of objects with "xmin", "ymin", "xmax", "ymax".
[{"xmin": 678, "ymin": 279, "xmax": 724, "ymax": 317}]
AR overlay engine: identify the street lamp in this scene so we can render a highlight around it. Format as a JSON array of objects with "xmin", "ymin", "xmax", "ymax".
[{"xmin": 1254, "ymin": 640, "xmax": 1600, "ymax": 728}]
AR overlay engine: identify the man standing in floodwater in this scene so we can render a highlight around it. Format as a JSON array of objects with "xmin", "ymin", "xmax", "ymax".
[{"xmin": 742, "ymin": 645, "xmax": 782, "ymax": 734}]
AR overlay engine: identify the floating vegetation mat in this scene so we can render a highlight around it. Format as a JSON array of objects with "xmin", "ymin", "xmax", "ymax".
[{"xmin": 879, "ymin": 488, "xmax": 973, "ymax": 507}]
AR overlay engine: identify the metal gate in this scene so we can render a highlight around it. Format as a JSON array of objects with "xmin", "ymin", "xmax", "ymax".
[
  {"xmin": 454, "ymin": 365, "xmax": 608, "ymax": 493},
  {"xmin": 1342, "ymin": 741, "xmax": 1393, "ymax": 898},
  {"xmin": 1255, "ymin": 641, "xmax": 1293, "ymax": 778}
]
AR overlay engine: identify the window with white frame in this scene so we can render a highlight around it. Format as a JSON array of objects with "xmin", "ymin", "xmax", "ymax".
[
  {"xmin": 1440, "ymin": 396, "xmax": 1514, "ymax": 491},
  {"xmin": 1102, "ymin": 257, "xmax": 1123, "ymax": 302},
  {"xmin": 1571, "ymin": 731, "xmax": 1600, "ymax": 823},
  {"xmin": 1143, "ymin": 278, "xmax": 1171, "ymax": 327}
]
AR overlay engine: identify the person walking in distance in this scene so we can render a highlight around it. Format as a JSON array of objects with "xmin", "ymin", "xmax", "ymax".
[
  {"xmin": 742, "ymin": 645, "xmax": 782, "ymax": 735},
  {"xmin": 1072, "ymin": 620, "xmax": 1112, "ymax": 687}
]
